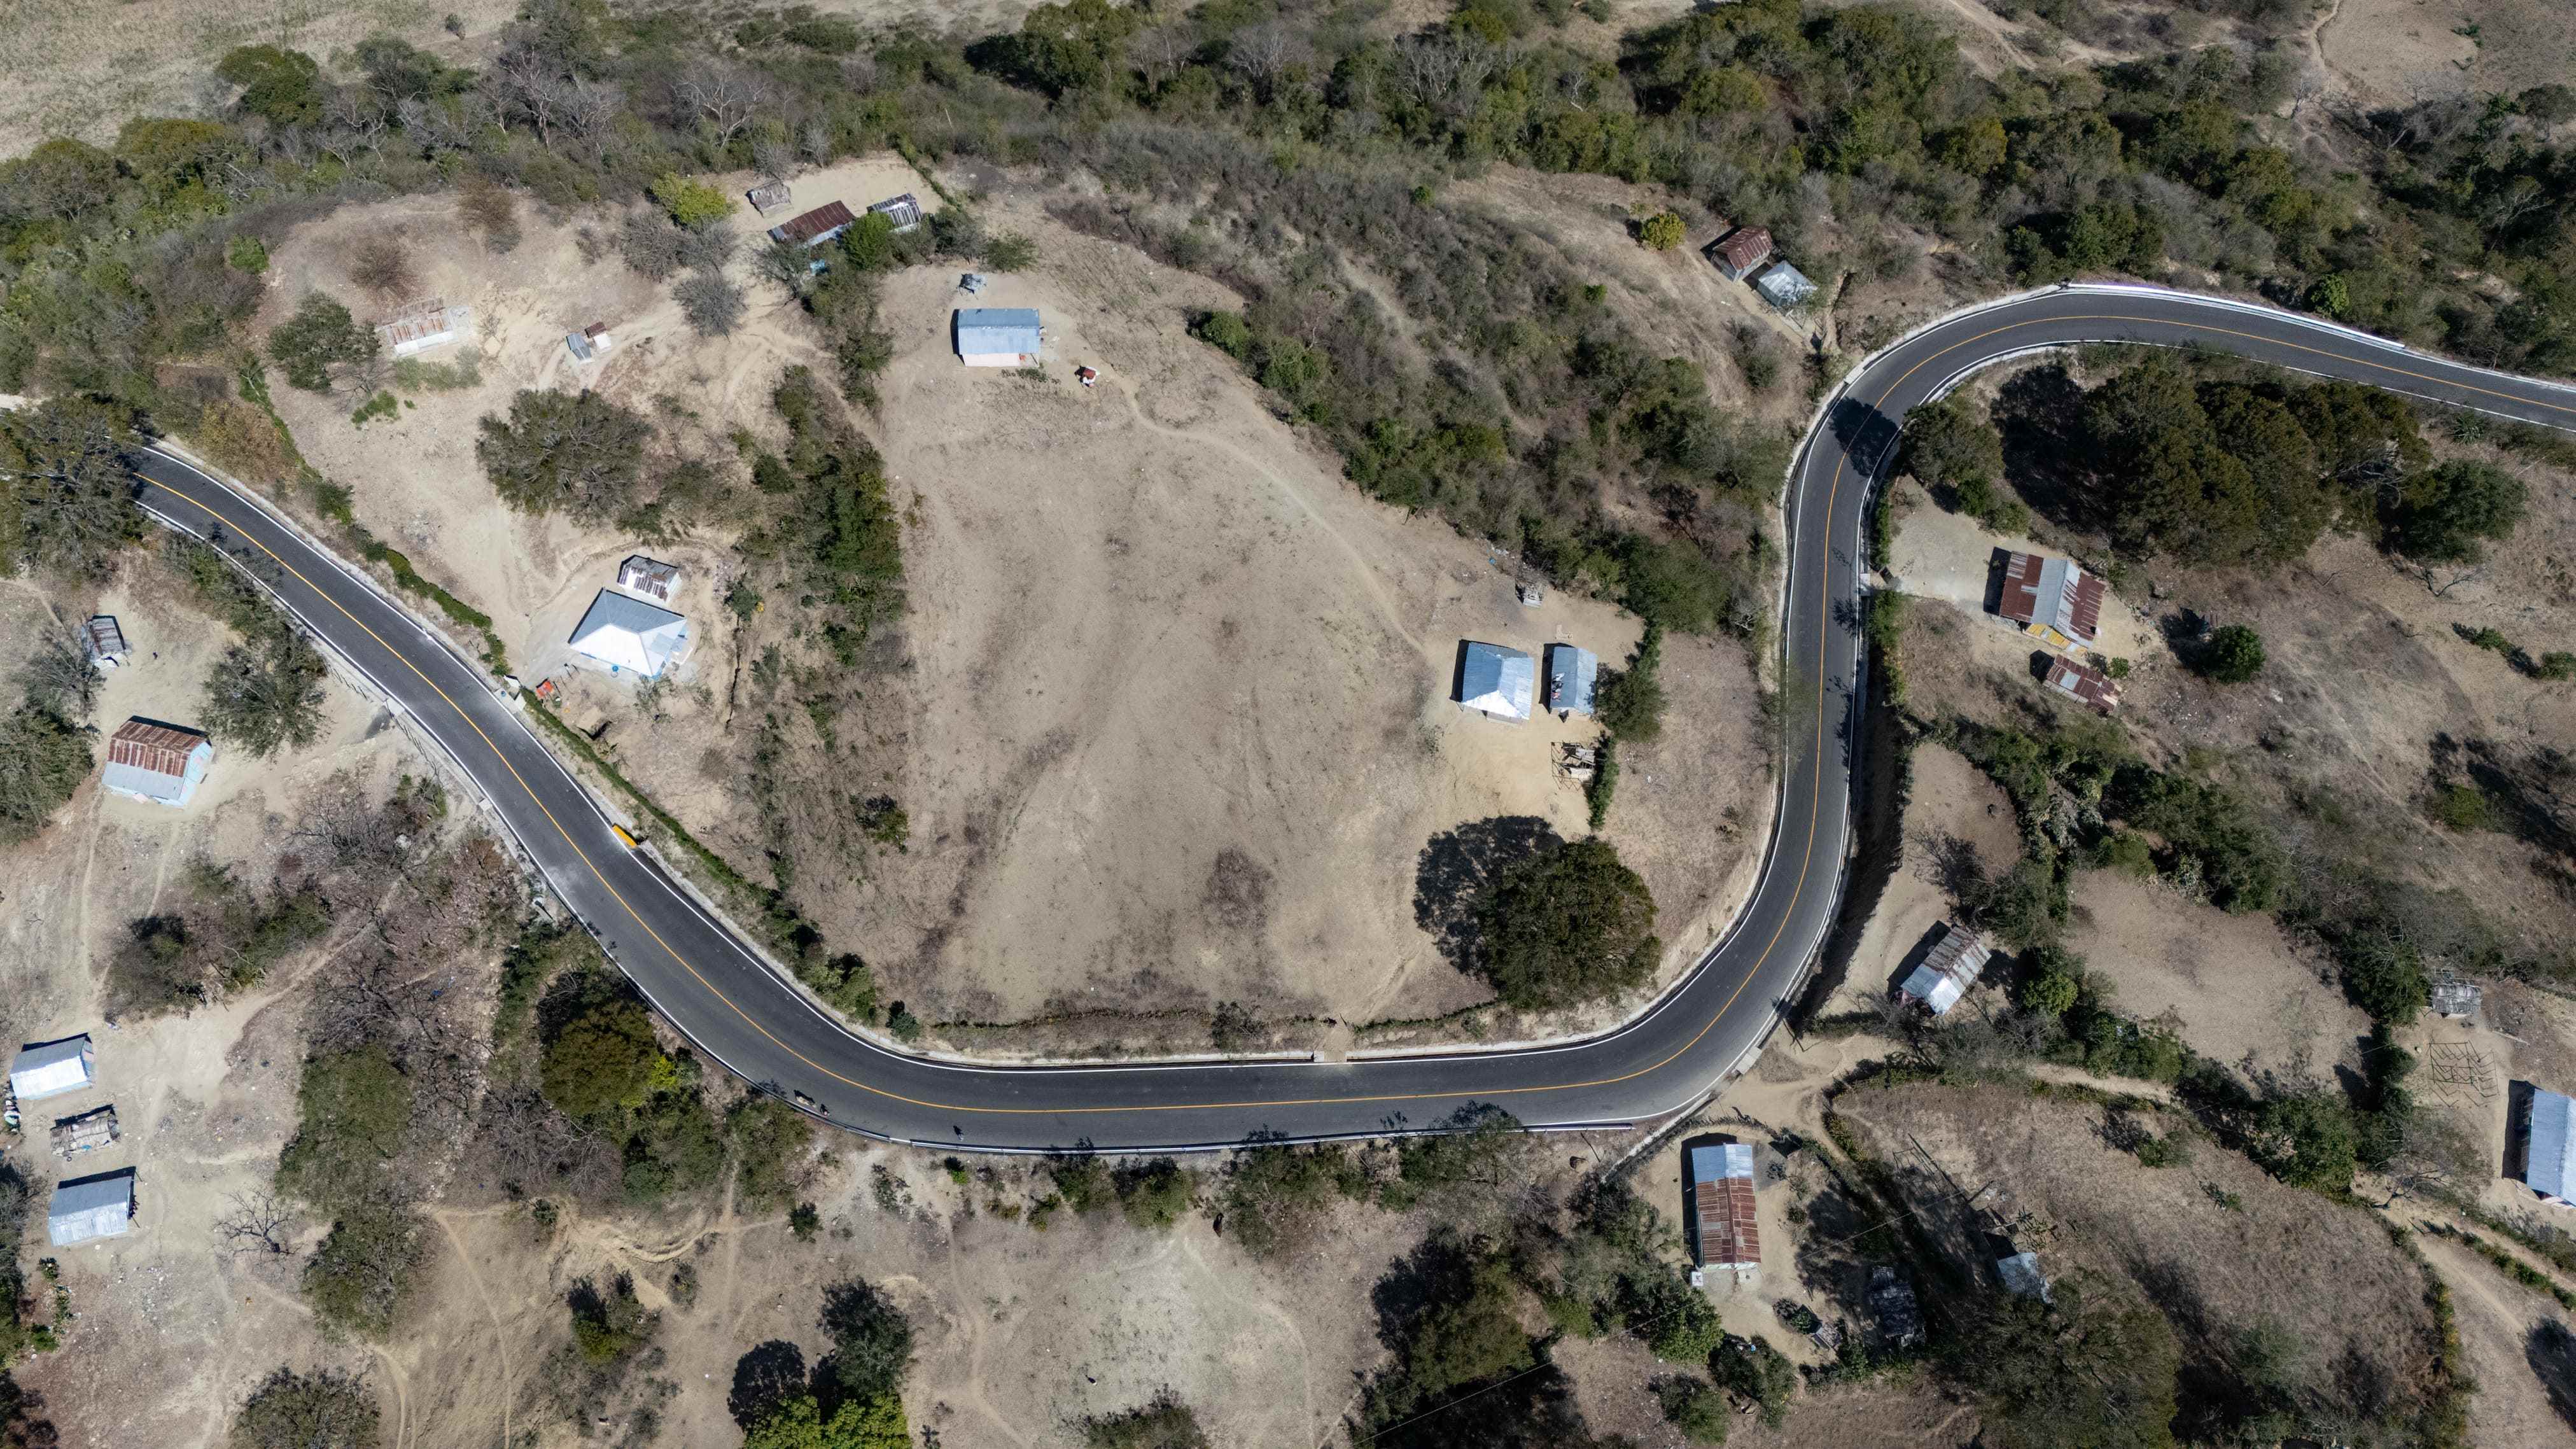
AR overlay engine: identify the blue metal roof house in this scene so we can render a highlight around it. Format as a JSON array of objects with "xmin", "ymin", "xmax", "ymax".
[
  {"xmin": 48, "ymin": 1169, "xmax": 135, "ymax": 1247},
  {"xmin": 1545, "ymin": 643, "xmax": 1597, "ymax": 717},
  {"xmin": 2521, "ymin": 1084, "xmax": 2576, "ymax": 1206},
  {"xmin": 955, "ymin": 308, "xmax": 1043, "ymax": 368},
  {"xmin": 1455, "ymin": 642, "xmax": 1534, "ymax": 721}
]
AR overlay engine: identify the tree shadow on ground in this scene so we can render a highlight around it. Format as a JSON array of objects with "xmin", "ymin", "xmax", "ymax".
[
  {"xmin": 727, "ymin": 1340, "xmax": 808, "ymax": 1429},
  {"xmin": 1992, "ymin": 364, "xmax": 2096, "ymax": 532},
  {"xmin": 2532, "ymin": 1320, "xmax": 2576, "ymax": 1432},
  {"xmin": 1413, "ymin": 816, "xmax": 1562, "ymax": 972}
]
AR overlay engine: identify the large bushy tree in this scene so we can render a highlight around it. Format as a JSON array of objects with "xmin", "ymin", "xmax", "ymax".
[
  {"xmin": 1474, "ymin": 838, "xmax": 1660, "ymax": 1010},
  {"xmin": 475, "ymin": 389, "xmax": 654, "ymax": 521}
]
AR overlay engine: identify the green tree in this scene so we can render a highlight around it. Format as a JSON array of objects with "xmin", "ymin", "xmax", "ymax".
[
  {"xmin": 202, "ymin": 633, "xmax": 326, "ymax": 758},
  {"xmin": 1710, "ymin": 1336, "xmax": 1797, "ymax": 1427},
  {"xmin": 277, "ymin": 1046, "xmax": 415, "ymax": 1212},
  {"xmin": 1474, "ymin": 838, "xmax": 1660, "ymax": 1009},
  {"xmin": 302, "ymin": 1204, "xmax": 427, "ymax": 1338},
  {"xmin": 650, "ymin": 173, "xmax": 736, "ymax": 228},
  {"xmin": 540, "ymin": 992, "xmax": 667, "ymax": 1125},
  {"xmin": 267, "ymin": 293, "xmax": 377, "ymax": 393},
  {"xmin": 1656, "ymin": 1376, "xmax": 1730, "ymax": 1443},
  {"xmin": 1114, "ymin": 1157, "xmax": 1194, "ymax": 1229},
  {"xmin": 2383, "ymin": 459, "xmax": 2528, "ymax": 563},
  {"xmin": 821, "ymin": 1278, "xmax": 915, "ymax": 1402},
  {"xmin": 1899, "ymin": 394, "xmax": 2006, "ymax": 492},
  {"xmin": 1947, "ymin": 1278, "xmax": 2181, "ymax": 1449},
  {"xmin": 2334, "ymin": 930, "xmax": 2428, "ymax": 1026},
  {"xmin": 729, "ymin": 1096, "xmax": 816, "ymax": 1211},
  {"xmin": 1595, "ymin": 624, "xmax": 1667, "ymax": 742},
  {"xmin": 741, "ymin": 1392, "xmax": 910, "ymax": 1449},
  {"xmin": 2199, "ymin": 624, "xmax": 2265, "ymax": 684},
  {"xmin": 568, "ymin": 1273, "xmax": 656, "ymax": 1362},
  {"xmin": 2017, "ymin": 946, "xmax": 2082, "ymax": 1017},
  {"xmin": 230, "ymin": 1366, "xmax": 380, "ymax": 1449},
  {"xmin": 1, "ymin": 395, "xmax": 145, "ymax": 578},
  {"xmin": 1639, "ymin": 211, "xmax": 1686, "ymax": 250},
  {"xmin": 2251, "ymin": 1092, "xmax": 2358, "ymax": 1192},
  {"xmin": 475, "ymin": 388, "xmax": 654, "ymax": 521},
  {"xmin": 0, "ymin": 705, "xmax": 92, "ymax": 844},
  {"xmin": 215, "ymin": 46, "xmax": 326, "ymax": 128}
]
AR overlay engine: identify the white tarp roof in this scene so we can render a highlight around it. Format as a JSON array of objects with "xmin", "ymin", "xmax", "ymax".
[
  {"xmin": 48, "ymin": 1171, "xmax": 134, "ymax": 1246},
  {"xmin": 1458, "ymin": 643, "xmax": 1534, "ymax": 720},
  {"xmin": 569, "ymin": 590, "xmax": 688, "ymax": 677},
  {"xmin": 10, "ymin": 1037, "xmax": 94, "ymax": 1100},
  {"xmin": 1899, "ymin": 962, "xmax": 1967, "ymax": 1014}
]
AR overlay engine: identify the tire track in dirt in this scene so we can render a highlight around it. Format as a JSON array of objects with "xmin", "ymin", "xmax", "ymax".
[
  {"xmin": 1107, "ymin": 376, "xmax": 1426, "ymax": 657},
  {"xmin": 432, "ymin": 1209, "xmax": 512, "ymax": 1449}
]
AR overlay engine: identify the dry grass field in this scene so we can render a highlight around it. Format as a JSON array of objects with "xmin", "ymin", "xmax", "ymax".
[
  {"xmin": 1837, "ymin": 1081, "xmax": 2454, "ymax": 1425},
  {"xmin": 244, "ymin": 165, "xmax": 1775, "ymax": 1044}
]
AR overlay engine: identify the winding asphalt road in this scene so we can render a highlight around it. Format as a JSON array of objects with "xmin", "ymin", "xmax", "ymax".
[{"xmin": 130, "ymin": 283, "xmax": 2576, "ymax": 1153}]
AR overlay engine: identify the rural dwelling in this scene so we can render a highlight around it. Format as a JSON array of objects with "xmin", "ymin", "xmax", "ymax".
[
  {"xmin": 374, "ymin": 298, "xmax": 469, "ymax": 358},
  {"xmin": 954, "ymin": 308, "xmax": 1044, "ymax": 367},
  {"xmin": 2511, "ymin": 1082, "xmax": 2576, "ymax": 1207},
  {"xmin": 47, "ymin": 1170, "xmax": 135, "ymax": 1247},
  {"xmin": 81, "ymin": 615, "xmax": 129, "ymax": 668},
  {"xmin": 746, "ymin": 180, "xmax": 792, "ymax": 216},
  {"xmin": 867, "ymin": 193, "xmax": 923, "ymax": 230},
  {"xmin": 565, "ymin": 321, "xmax": 614, "ymax": 361},
  {"xmin": 769, "ymin": 200, "xmax": 856, "ymax": 247},
  {"xmin": 617, "ymin": 554, "xmax": 682, "ymax": 603},
  {"xmin": 1687, "ymin": 1142, "xmax": 1761, "ymax": 1287},
  {"xmin": 1896, "ymin": 922, "xmax": 1991, "ymax": 1015},
  {"xmin": 1998, "ymin": 551, "xmax": 2106, "ymax": 650},
  {"xmin": 10, "ymin": 1037, "xmax": 96, "ymax": 1102},
  {"xmin": 569, "ymin": 590, "xmax": 689, "ymax": 678},
  {"xmin": 1455, "ymin": 641, "xmax": 1535, "ymax": 722},
  {"xmin": 102, "ymin": 718, "xmax": 213, "ymax": 807},
  {"xmin": 1997, "ymin": 1250, "xmax": 2052, "ymax": 1301},
  {"xmin": 1544, "ymin": 643, "xmax": 1598, "ymax": 717},
  {"xmin": 2044, "ymin": 655, "xmax": 2120, "ymax": 711},
  {"xmin": 1754, "ymin": 261, "xmax": 1819, "ymax": 311},
  {"xmin": 1705, "ymin": 225, "xmax": 1774, "ymax": 281}
]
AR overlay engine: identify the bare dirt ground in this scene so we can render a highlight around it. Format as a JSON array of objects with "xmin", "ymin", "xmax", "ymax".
[
  {"xmin": 2062, "ymin": 868, "xmax": 2370, "ymax": 1088},
  {"xmin": 253, "ymin": 170, "xmax": 1774, "ymax": 1040},
  {"xmin": 2414, "ymin": 1233, "xmax": 2576, "ymax": 1448},
  {"xmin": 1838, "ymin": 1080, "xmax": 2453, "ymax": 1417},
  {"xmin": 1830, "ymin": 743, "xmax": 2020, "ymax": 1016},
  {"xmin": 2322, "ymin": 0, "xmax": 2576, "ymax": 104}
]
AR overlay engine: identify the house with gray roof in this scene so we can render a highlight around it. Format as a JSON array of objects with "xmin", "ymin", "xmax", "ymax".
[
  {"xmin": 568, "ymin": 590, "xmax": 689, "ymax": 678},
  {"xmin": 1544, "ymin": 643, "xmax": 1597, "ymax": 717},
  {"xmin": 2515, "ymin": 1082, "xmax": 2576, "ymax": 1207},
  {"xmin": 1754, "ymin": 261, "xmax": 1819, "ymax": 312},
  {"xmin": 10, "ymin": 1037, "xmax": 95, "ymax": 1102},
  {"xmin": 48, "ymin": 1169, "xmax": 135, "ymax": 1247},
  {"xmin": 1455, "ymin": 642, "xmax": 1534, "ymax": 722},
  {"xmin": 954, "ymin": 308, "xmax": 1044, "ymax": 367}
]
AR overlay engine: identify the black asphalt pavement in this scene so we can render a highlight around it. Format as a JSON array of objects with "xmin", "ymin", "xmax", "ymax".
[{"xmin": 130, "ymin": 284, "xmax": 2576, "ymax": 1152}]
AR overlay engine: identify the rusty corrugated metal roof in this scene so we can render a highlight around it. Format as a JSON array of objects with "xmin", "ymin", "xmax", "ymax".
[{"xmin": 107, "ymin": 719, "xmax": 206, "ymax": 778}]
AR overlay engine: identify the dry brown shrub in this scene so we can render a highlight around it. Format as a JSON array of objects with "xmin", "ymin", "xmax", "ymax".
[
  {"xmin": 193, "ymin": 398, "xmax": 296, "ymax": 485},
  {"xmin": 347, "ymin": 231, "xmax": 416, "ymax": 300},
  {"xmin": 456, "ymin": 176, "xmax": 521, "ymax": 251}
]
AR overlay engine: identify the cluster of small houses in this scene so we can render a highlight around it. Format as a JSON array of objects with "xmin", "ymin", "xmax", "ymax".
[
  {"xmin": 1994, "ymin": 549, "xmax": 2125, "ymax": 713},
  {"xmin": 6, "ymin": 1037, "xmax": 133, "ymax": 1248},
  {"xmin": 1700, "ymin": 223, "xmax": 1819, "ymax": 314},
  {"xmin": 1679, "ymin": 1134, "xmax": 2048, "ymax": 1347},
  {"xmin": 749, "ymin": 178, "xmax": 1049, "ymax": 370}
]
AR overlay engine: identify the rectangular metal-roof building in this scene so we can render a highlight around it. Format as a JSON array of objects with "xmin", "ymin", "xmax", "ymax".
[
  {"xmin": 1455, "ymin": 642, "xmax": 1534, "ymax": 722},
  {"xmin": 1897, "ymin": 923, "xmax": 1991, "ymax": 1016},
  {"xmin": 82, "ymin": 615, "xmax": 129, "ymax": 666},
  {"xmin": 568, "ymin": 589, "xmax": 689, "ymax": 678},
  {"xmin": 2045, "ymin": 655, "xmax": 2119, "ymax": 711},
  {"xmin": 769, "ymin": 200, "xmax": 856, "ymax": 246},
  {"xmin": 1999, "ymin": 552, "xmax": 2106, "ymax": 649},
  {"xmin": 1706, "ymin": 225, "xmax": 1773, "ymax": 281},
  {"xmin": 2524, "ymin": 1086, "xmax": 2576, "ymax": 1205},
  {"xmin": 10, "ymin": 1037, "xmax": 95, "ymax": 1101},
  {"xmin": 102, "ymin": 719, "xmax": 213, "ymax": 807},
  {"xmin": 1688, "ymin": 1143, "xmax": 1760, "ymax": 1276},
  {"xmin": 48, "ymin": 1170, "xmax": 134, "ymax": 1246},
  {"xmin": 1544, "ymin": 643, "xmax": 1598, "ymax": 717},
  {"xmin": 867, "ymin": 193, "xmax": 923, "ymax": 230},
  {"xmin": 954, "ymin": 307, "xmax": 1044, "ymax": 368},
  {"xmin": 1754, "ymin": 261, "xmax": 1818, "ymax": 311}
]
